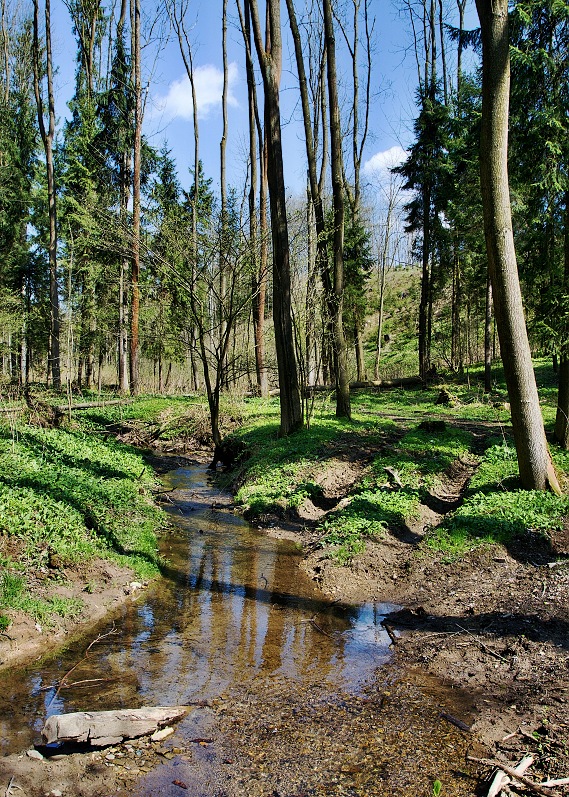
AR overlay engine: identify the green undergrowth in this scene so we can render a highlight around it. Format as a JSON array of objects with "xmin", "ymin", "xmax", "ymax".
[
  {"xmin": 231, "ymin": 408, "xmax": 395, "ymax": 518},
  {"xmin": 0, "ymin": 419, "xmax": 166, "ymax": 626},
  {"xmin": 321, "ymin": 426, "xmax": 473, "ymax": 564},
  {"xmin": 426, "ymin": 440, "xmax": 569, "ymax": 560},
  {"xmin": 228, "ymin": 388, "xmax": 568, "ymax": 567}
]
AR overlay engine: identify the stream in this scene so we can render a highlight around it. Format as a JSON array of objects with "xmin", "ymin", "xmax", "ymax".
[{"xmin": 0, "ymin": 464, "xmax": 476, "ymax": 795}]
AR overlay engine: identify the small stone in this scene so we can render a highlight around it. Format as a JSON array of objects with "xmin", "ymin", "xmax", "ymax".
[
  {"xmin": 27, "ymin": 749, "xmax": 44, "ymax": 760},
  {"xmin": 151, "ymin": 726, "xmax": 174, "ymax": 742},
  {"xmin": 105, "ymin": 753, "xmax": 115, "ymax": 761}
]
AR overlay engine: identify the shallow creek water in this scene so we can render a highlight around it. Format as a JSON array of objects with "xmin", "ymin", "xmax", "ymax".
[{"xmin": 0, "ymin": 465, "xmax": 477, "ymax": 795}]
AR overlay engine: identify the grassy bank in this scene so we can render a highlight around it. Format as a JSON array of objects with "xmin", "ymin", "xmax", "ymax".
[
  {"xmin": 1, "ymin": 361, "xmax": 567, "ymax": 629},
  {"xmin": 223, "ymin": 368, "xmax": 569, "ymax": 565},
  {"xmin": 0, "ymin": 415, "xmax": 166, "ymax": 630}
]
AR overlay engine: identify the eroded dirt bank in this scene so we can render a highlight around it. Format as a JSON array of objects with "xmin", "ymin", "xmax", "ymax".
[{"xmin": 271, "ymin": 443, "xmax": 569, "ymax": 792}]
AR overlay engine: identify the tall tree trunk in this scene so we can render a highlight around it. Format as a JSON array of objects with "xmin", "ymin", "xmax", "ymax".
[
  {"xmin": 33, "ymin": 0, "xmax": 61, "ymax": 389},
  {"xmin": 242, "ymin": 0, "xmax": 268, "ymax": 397},
  {"xmin": 129, "ymin": 0, "xmax": 141, "ymax": 394},
  {"xmin": 285, "ymin": 0, "xmax": 334, "ymax": 387},
  {"xmin": 476, "ymin": 0, "xmax": 559, "ymax": 491},
  {"xmin": 249, "ymin": 0, "xmax": 302, "ymax": 436},
  {"xmin": 305, "ymin": 179, "xmax": 317, "ymax": 387},
  {"xmin": 219, "ymin": 0, "xmax": 229, "ymax": 388},
  {"xmin": 323, "ymin": 0, "xmax": 350, "ymax": 419},
  {"xmin": 554, "ymin": 191, "xmax": 569, "ymax": 447},
  {"xmin": 418, "ymin": 183, "xmax": 431, "ymax": 383},
  {"xmin": 484, "ymin": 268, "xmax": 492, "ymax": 393}
]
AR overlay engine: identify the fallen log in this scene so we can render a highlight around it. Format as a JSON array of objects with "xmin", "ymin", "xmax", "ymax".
[{"xmin": 42, "ymin": 705, "xmax": 188, "ymax": 747}]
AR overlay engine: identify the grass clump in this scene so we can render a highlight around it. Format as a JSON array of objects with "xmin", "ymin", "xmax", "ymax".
[{"xmin": 0, "ymin": 571, "xmax": 83, "ymax": 626}]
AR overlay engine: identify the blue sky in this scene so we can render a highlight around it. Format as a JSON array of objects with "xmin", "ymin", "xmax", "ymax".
[{"xmin": 49, "ymin": 0, "xmax": 479, "ymax": 201}]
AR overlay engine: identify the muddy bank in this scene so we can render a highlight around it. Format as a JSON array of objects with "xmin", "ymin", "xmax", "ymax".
[{"xmin": 255, "ymin": 447, "xmax": 569, "ymax": 789}]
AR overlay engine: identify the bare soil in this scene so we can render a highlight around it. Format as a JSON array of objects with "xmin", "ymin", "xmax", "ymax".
[{"xmin": 1, "ymin": 429, "xmax": 568, "ymax": 797}]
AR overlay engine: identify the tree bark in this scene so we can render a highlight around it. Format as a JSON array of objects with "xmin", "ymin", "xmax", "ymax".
[
  {"xmin": 249, "ymin": 0, "xmax": 303, "ymax": 436},
  {"xmin": 484, "ymin": 268, "xmax": 492, "ymax": 393},
  {"xmin": 32, "ymin": 0, "xmax": 61, "ymax": 389},
  {"xmin": 129, "ymin": 0, "xmax": 141, "ymax": 394},
  {"xmin": 242, "ymin": 0, "xmax": 268, "ymax": 397},
  {"xmin": 323, "ymin": 0, "xmax": 351, "ymax": 419},
  {"xmin": 554, "ymin": 191, "xmax": 569, "ymax": 447},
  {"xmin": 476, "ymin": 0, "xmax": 560, "ymax": 491}
]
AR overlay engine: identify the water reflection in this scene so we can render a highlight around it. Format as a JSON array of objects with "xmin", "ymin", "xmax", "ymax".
[{"xmin": 0, "ymin": 465, "xmax": 396, "ymax": 755}]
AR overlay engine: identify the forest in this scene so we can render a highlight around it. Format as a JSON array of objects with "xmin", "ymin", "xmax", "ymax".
[
  {"xmin": 1, "ymin": 1, "xmax": 569, "ymax": 792},
  {"xmin": 1, "ymin": 0, "xmax": 568, "ymax": 486}
]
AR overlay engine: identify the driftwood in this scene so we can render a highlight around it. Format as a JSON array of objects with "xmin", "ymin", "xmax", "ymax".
[
  {"xmin": 42, "ymin": 705, "xmax": 188, "ymax": 747},
  {"xmin": 487, "ymin": 754, "xmax": 534, "ymax": 797},
  {"xmin": 468, "ymin": 756, "xmax": 561, "ymax": 797}
]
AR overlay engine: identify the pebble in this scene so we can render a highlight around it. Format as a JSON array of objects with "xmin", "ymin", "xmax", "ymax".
[
  {"xmin": 27, "ymin": 749, "xmax": 44, "ymax": 760},
  {"xmin": 151, "ymin": 726, "xmax": 174, "ymax": 742},
  {"xmin": 105, "ymin": 753, "xmax": 115, "ymax": 761}
]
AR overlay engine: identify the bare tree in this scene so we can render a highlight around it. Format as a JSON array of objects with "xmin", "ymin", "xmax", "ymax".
[
  {"xmin": 238, "ymin": 0, "xmax": 268, "ymax": 396},
  {"xmin": 167, "ymin": 0, "xmax": 202, "ymax": 390},
  {"xmin": 476, "ymin": 0, "xmax": 560, "ymax": 491},
  {"xmin": 248, "ymin": 0, "xmax": 303, "ymax": 435},
  {"xmin": 323, "ymin": 0, "xmax": 350, "ymax": 418}
]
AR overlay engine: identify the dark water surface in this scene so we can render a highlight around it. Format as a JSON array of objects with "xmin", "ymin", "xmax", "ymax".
[{"xmin": 0, "ymin": 465, "xmax": 397, "ymax": 757}]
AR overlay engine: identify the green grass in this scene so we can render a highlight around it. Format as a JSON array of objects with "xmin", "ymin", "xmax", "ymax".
[
  {"xmin": 228, "ymin": 377, "xmax": 568, "ymax": 566},
  {"xmin": 0, "ymin": 571, "xmax": 82, "ymax": 626},
  {"xmin": 321, "ymin": 427, "xmax": 473, "ymax": 564},
  {"xmin": 0, "ymin": 415, "xmax": 168, "ymax": 628},
  {"xmin": 424, "ymin": 438, "xmax": 569, "ymax": 560}
]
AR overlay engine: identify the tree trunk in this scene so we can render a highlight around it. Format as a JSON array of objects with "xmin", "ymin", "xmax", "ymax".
[
  {"xmin": 249, "ymin": 0, "xmax": 302, "ymax": 436},
  {"xmin": 554, "ymin": 191, "xmax": 569, "ymax": 448},
  {"xmin": 484, "ymin": 268, "xmax": 492, "ymax": 393},
  {"xmin": 476, "ymin": 0, "xmax": 559, "ymax": 491},
  {"xmin": 243, "ymin": 0, "xmax": 268, "ymax": 397},
  {"xmin": 129, "ymin": 0, "xmax": 141, "ymax": 395},
  {"xmin": 285, "ymin": 0, "xmax": 335, "ymax": 390},
  {"xmin": 33, "ymin": 0, "xmax": 61, "ymax": 389},
  {"xmin": 323, "ymin": 0, "xmax": 350, "ymax": 419},
  {"xmin": 418, "ymin": 182, "xmax": 431, "ymax": 383}
]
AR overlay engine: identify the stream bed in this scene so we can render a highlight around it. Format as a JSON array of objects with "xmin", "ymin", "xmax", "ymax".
[{"xmin": 0, "ymin": 464, "xmax": 478, "ymax": 796}]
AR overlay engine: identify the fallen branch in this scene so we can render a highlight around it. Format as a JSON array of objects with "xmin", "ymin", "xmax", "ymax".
[
  {"xmin": 455, "ymin": 624, "xmax": 510, "ymax": 663},
  {"xmin": 468, "ymin": 756, "xmax": 561, "ymax": 797},
  {"xmin": 487, "ymin": 753, "xmax": 534, "ymax": 797},
  {"xmin": 440, "ymin": 711, "xmax": 470, "ymax": 732},
  {"xmin": 47, "ymin": 628, "xmax": 118, "ymax": 708}
]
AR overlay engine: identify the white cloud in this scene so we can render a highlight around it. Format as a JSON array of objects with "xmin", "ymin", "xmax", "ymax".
[
  {"xmin": 153, "ymin": 62, "xmax": 239, "ymax": 121},
  {"xmin": 363, "ymin": 145, "xmax": 407, "ymax": 178}
]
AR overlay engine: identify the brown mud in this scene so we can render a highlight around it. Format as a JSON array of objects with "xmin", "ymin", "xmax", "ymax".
[{"xmin": 1, "ymin": 423, "xmax": 568, "ymax": 797}]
